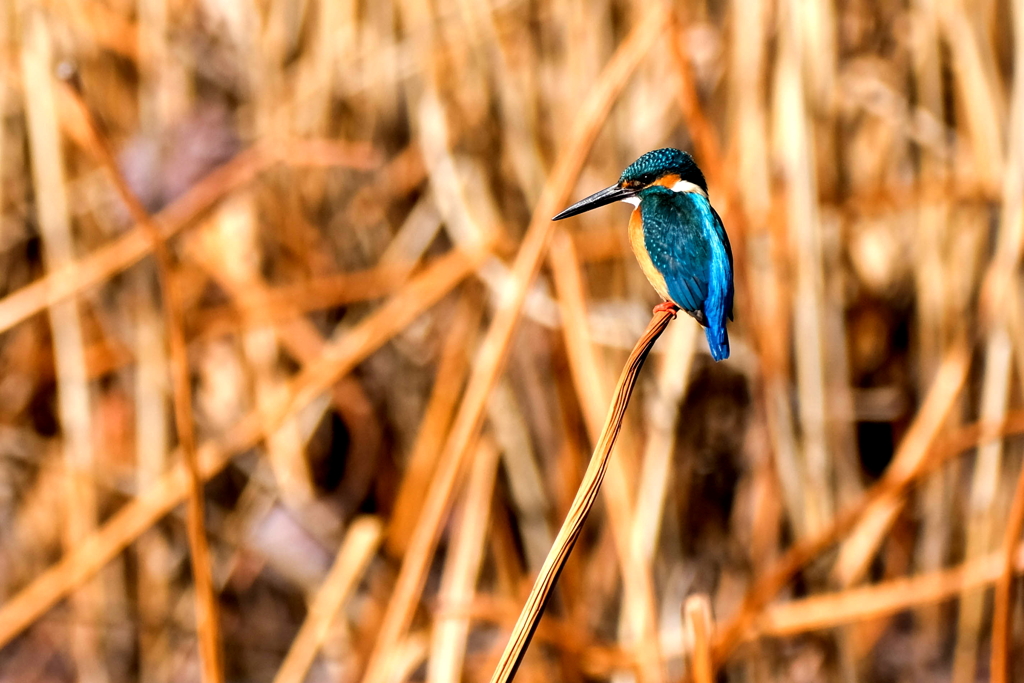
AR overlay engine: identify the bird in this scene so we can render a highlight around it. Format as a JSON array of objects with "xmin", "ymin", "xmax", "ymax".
[{"xmin": 553, "ymin": 148, "xmax": 734, "ymax": 361}]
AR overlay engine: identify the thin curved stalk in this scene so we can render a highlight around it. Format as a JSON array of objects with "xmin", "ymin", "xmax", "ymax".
[{"xmin": 488, "ymin": 309, "xmax": 675, "ymax": 683}]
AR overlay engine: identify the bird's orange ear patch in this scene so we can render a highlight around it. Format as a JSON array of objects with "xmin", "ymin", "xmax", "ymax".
[{"xmin": 653, "ymin": 173, "xmax": 681, "ymax": 189}]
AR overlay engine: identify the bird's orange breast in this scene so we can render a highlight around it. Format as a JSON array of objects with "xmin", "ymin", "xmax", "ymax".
[{"xmin": 628, "ymin": 207, "xmax": 671, "ymax": 301}]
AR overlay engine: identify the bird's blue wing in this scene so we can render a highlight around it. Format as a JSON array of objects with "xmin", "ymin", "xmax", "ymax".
[
  {"xmin": 639, "ymin": 189, "xmax": 732, "ymax": 319},
  {"xmin": 710, "ymin": 206, "xmax": 734, "ymax": 321},
  {"xmin": 640, "ymin": 188, "xmax": 734, "ymax": 360}
]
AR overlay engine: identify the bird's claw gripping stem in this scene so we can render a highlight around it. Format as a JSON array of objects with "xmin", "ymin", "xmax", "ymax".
[{"xmin": 653, "ymin": 301, "xmax": 680, "ymax": 318}]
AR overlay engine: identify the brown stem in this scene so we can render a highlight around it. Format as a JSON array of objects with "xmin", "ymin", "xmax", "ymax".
[
  {"xmin": 991, "ymin": 460, "xmax": 1024, "ymax": 683},
  {"xmin": 685, "ymin": 596, "xmax": 714, "ymax": 683},
  {"xmin": 488, "ymin": 309, "xmax": 675, "ymax": 683},
  {"xmin": 57, "ymin": 81, "xmax": 224, "ymax": 683}
]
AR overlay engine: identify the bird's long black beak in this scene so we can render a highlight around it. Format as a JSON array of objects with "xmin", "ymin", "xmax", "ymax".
[{"xmin": 552, "ymin": 184, "xmax": 636, "ymax": 220}]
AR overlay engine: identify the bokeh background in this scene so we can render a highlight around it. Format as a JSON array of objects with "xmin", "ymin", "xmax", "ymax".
[{"xmin": 0, "ymin": 0, "xmax": 1023, "ymax": 681}]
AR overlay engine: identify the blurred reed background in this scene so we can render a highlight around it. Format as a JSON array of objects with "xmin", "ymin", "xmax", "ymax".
[{"xmin": 0, "ymin": 0, "xmax": 1023, "ymax": 681}]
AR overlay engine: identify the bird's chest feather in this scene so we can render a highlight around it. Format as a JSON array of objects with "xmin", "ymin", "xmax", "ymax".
[{"xmin": 628, "ymin": 208, "xmax": 671, "ymax": 301}]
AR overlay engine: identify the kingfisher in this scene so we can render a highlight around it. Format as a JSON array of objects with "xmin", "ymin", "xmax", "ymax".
[{"xmin": 553, "ymin": 148, "xmax": 734, "ymax": 361}]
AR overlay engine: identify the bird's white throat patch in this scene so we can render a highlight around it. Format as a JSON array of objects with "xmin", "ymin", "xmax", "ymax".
[
  {"xmin": 621, "ymin": 196, "xmax": 640, "ymax": 207},
  {"xmin": 671, "ymin": 179, "xmax": 708, "ymax": 198}
]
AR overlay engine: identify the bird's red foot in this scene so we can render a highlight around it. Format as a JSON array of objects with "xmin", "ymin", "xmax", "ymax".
[{"xmin": 653, "ymin": 301, "xmax": 680, "ymax": 318}]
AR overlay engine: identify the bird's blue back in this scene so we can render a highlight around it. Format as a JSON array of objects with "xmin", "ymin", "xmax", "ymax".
[{"xmin": 638, "ymin": 186, "xmax": 734, "ymax": 360}]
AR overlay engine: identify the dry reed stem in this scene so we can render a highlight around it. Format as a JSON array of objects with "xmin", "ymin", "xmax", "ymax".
[
  {"xmin": 883, "ymin": 11, "xmax": 1020, "ymax": 662},
  {"xmin": 724, "ymin": 0, "xmax": 771, "ymax": 218},
  {"xmin": 547, "ymin": 227, "xmax": 663, "ymax": 683},
  {"xmin": 832, "ymin": 344, "xmax": 969, "ymax": 584},
  {"xmin": 0, "ymin": 247, "xmax": 482, "ymax": 649},
  {"xmin": 64, "ymin": 0, "xmax": 137, "ymax": 60},
  {"xmin": 358, "ymin": 9, "xmax": 666, "ymax": 683},
  {"xmin": 133, "ymin": 3, "xmax": 178, "ymax": 675},
  {"xmin": 272, "ymin": 516, "xmax": 383, "ymax": 683},
  {"xmin": 133, "ymin": 0, "xmax": 175, "ymax": 639},
  {"xmin": 19, "ymin": 11, "xmax": 106, "ymax": 682},
  {"xmin": 953, "ymin": 30, "xmax": 1021, "ymax": 659},
  {"xmin": 0, "ymin": 138, "xmax": 376, "ymax": 337},
  {"xmin": 0, "ymin": 11, "xmax": 6, "ymax": 235},
  {"xmin": 188, "ymin": 262, "xmax": 416, "ymax": 339},
  {"xmin": 488, "ymin": 309, "xmax": 675, "ymax": 683},
  {"xmin": 547, "ymin": 230, "xmax": 611, "ymax": 436},
  {"xmin": 684, "ymin": 596, "xmax": 714, "ymax": 683},
  {"xmin": 428, "ymin": 436, "xmax": 501, "ymax": 683},
  {"xmin": 939, "ymin": 0, "xmax": 1005, "ymax": 191},
  {"xmin": 458, "ymin": 594, "xmax": 633, "ymax": 675},
  {"xmin": 755, "ymin": 541, "xmax": 1024, "ymax": 637},
  {"xmin": 990, "ymin": 458, "xmax": 1024, "ymax": 683},
  {"xmin": 133, "ymin": 283, "xmax": 172, "ymax": 683},
  {"xmin": 667, "ymin": 13, "xmax": 723, "ymax": 189},
  {"xmin": 487, "ymin": 378, "xmax": 555, "ymax": 572},
  {"xmin": 953, "ymin": 332, "xmax": 1011, "ymax": 683},
  {"xmin": 61, "ymin": 80, "xmax": 225, "ymax": 683},
  {"xmin": 379, "ymin": 195, "xmax": 444, "ymax": 267},
  {"xmin": 389, "ymin": 632, "xmax": 432, "ymax": 683},
  {"xmin": 387, "ymin": 290, "xmax": 483, "ymax": 556},
  {"xmin": 776, "ymin": 0, "xmax": 833, "ymax": 536},
  {"xmin": 908, "ymin": 0, "xmax": 952, "ymax": 644},
  {"xmin": 989, "ymin": 5, "xmax": 1024, "ymax": 678}
]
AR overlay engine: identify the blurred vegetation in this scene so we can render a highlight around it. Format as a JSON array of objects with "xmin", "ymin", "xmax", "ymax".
[{"xmin": 0, "ymin": 0, "xmax": 1023, "ymax": 682}]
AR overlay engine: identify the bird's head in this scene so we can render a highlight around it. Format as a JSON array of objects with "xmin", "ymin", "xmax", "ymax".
[{"xmin": 552, "ymin": 148, "xmax": 707, "ymax": 220}]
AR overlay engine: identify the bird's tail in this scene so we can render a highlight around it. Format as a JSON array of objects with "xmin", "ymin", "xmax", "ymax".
[{"xmin": 704, "ymin": 323, "xmax": 730, "ymax": 361}]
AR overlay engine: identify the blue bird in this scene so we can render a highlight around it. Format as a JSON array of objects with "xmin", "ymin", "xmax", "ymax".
[{"xmin": 553, "ymin": 148, "xmax": 734, "ymax": 360}]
